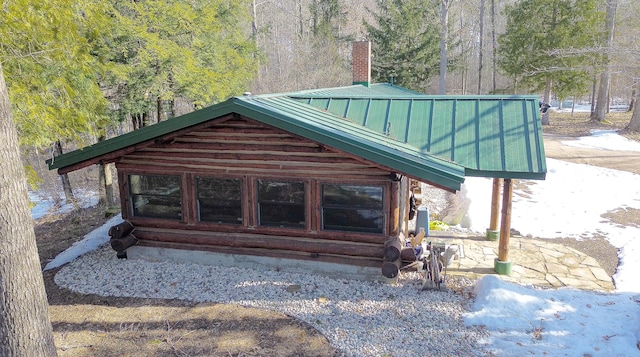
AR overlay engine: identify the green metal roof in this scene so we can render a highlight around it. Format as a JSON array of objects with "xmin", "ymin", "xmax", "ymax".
[
  {"xmin": 47, "ymin": 83, "xmax": 546, "ymax": 190},
  {"xmin": 293, "ymin": 94, "xmax": 546, "ymax": 179},
  {"xmin": 285, "ymin": 83, "xmax": 424, "ymax": 97},
  {"xmin": 47, "ymin": 95, "xmax": 466, "ymax": 191}
]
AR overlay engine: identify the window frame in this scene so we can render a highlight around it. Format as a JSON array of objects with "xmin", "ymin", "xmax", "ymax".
[
  {"xmin": 256, "ymin": 179, "xmax": 306, "ymax": 229},
  {"xmin": 128, "ymin": 173, "xmax": 183, "ymax": 220},
  {"xmin": 195, "ymin": 176, "xmax": 244, "ymax": 225},
  {"xmin": 320, "ymin": 183, "xmax": 385, "ymax": 234}
]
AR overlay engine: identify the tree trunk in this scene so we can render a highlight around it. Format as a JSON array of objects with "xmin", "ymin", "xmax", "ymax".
[
  {"xmin": 542, "ymin": 79, "xmax": 552, "ymax": 125},
  {"xmin": 628, "ymin": 78, "xmax": 636, "ymax": 113},
  {"xmin": 97, "ymin": 133, "xmax": 115, "ymax": 207},
  {"xmin": 592, "ymin": 0, "xmax": 617, "ymax": 122},
  {"xmin": 157, "ymin": 96, "xmax": 163, "ymax": 122},
  {"xmin": 590, "ymin": 72, "xmax": 597, "ymax": 114},
  {"xmin": 439, "ymin": 0, "xmax": 450, "ymax": 95},
  {"xmin": 459, "ymin": 14, "xmax": 467, "ymax": 94},
  {"xmin": 0, "ymin": 63, "xmax": 58, "ymax": 357},
  {"xmin": 132, "ymin": 113, "xmax": 141, "ymax": 130},
  {"xmin": 477, "ymin": 0, "xmax": 485, "ymax": 94},
  {"xmin": 627, "ymin": 80, "xmax": 640, "ymax": 132},
  {"xmin": 55, "ymin": 140, "xmax": 75, "ymax": 205},
  {"xmin": 297, "ymin": 0, "xmax": 304, "ymax": 39},
  {"xmin": 491, "ymin": 0, "xmax": 497, "ymax": 92},
  {"xmin": 142, "ymin": 111, "xmax": 151, "ymax": 127}
]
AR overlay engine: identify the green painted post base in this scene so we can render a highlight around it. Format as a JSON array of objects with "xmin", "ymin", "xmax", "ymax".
[
  {"xmin": 485, "ymin": 229, "xmax": 499, "ymax": 241},
  {"xmin": 494, "ymin": 258, "xmax": 512, "ymax": 275}
]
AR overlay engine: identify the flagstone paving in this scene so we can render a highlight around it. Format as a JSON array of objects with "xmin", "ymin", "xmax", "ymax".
[{"xmin": 430, "ymin": 232, "xmax": 615, "ymax": 291}]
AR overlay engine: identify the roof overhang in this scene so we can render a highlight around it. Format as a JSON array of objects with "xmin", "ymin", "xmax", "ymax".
[{"xmin": 47, "ymin": 96, "xmax": 466, "ymax": 191}]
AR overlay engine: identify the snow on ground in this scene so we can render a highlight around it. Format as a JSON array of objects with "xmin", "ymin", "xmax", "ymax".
[
  {"xmin": 563, "ymin": 129, "xmax": 640, "ymax": 153},
  {"xmin": 30, "ymin": 189, "xmax": 99, "ymax": 220},
  {"xmin": 463, "ymin": 130, "xmax": 640, "ymax": 356},
  {"xmin": 40, "ymin": 130, "xmax": 640, "ymax": 356},
  {"xmin": 43, "ymin": 214, "xmax": 122, "ymax": 271}
]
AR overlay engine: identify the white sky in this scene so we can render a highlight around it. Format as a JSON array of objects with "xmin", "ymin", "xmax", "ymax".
[{"xmin": 40, "ymin": 129, "xmax": 640, "ymax": 356}]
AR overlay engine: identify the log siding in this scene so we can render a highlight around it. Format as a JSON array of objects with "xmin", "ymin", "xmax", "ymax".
[{"xmin": 116, "ymin": 116, "xmax": 406, "ymax": 265}]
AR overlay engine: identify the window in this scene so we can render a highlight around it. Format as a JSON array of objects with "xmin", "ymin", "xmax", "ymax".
[
  {"xmin": 196, "ymin": 177, "xmax": 242, "ymax": 224},
  {"xmin": 257, "ymin": 180, "xmax": 305, "ymax": 228},
  {"xmin": 321, "ymin": 184, "xmax": 384, "ymax": 233},
  {"xmin": 129, "ymin": 174, "xmax": 182, "ymax": 219}
]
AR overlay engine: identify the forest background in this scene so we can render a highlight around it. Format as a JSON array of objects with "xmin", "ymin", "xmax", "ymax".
[{"xmin": 1, "ymin": 0, "xmax": 639, "ymax": 205}]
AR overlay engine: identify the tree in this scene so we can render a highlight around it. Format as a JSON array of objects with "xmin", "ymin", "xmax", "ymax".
[
  {"xmin": 592, "ymin": 0, "xmax": 617, "ymax": 122},
  {"xmin": 98, "ymin": 0, "xmax": 258, "ymax": 127},
  {"xmin": 498, "ymin": 0, "xmax": 604, "ymax": 124},
  {"xmin": 628, "ymin": 79, "xmax": 640, "ymax": 132},
  {"xmin": 0, "ymin": 62, "xmax": 58, "ymax": 356},
  {"xmin": 477, "ymin": 0, "xmax": 485, "ymax": 94},
  {"xmin": 439, "ymin": 0, "xmax": 454, "ymax": 94},
  {"xmin": 365, "ymin": 0, "xmax": 441, "ymax": 92},
  {"xmin": 0, "ymin": 0, "xmax": 110, "ymax": 203}
]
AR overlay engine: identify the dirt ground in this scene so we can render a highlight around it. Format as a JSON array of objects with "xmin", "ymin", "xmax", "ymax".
[
  {"xmin": 37, "ymin": 111, "xmax": 639, "ymax": 356},
  {"xmin": 38, "ymin": 208, "xmax": 340, "ymax": 357}
]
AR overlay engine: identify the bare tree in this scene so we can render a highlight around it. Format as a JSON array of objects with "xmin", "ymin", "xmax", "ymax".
[
  {"xmin": 54, "ymin": 140, "xmax": 75, "ymax": 205},
  {"xmin": 477, "ymin": 0, "xmax": 485, "ymax": 94},
  {"xmin": 439, "ymin": 0, "xmax": 453, "ymax": 94},
  {"xmin": 628, "ymin": 78, "xmax": 640, "ymax": 131},
  {"xmin": 592, "ymin": 0, "xmax": 617, "ymax": 122},
  {"xmin": 491, "ymin": 0, "xmax": 497, "ymax": 92},
  {"xmin": 0, "ymin": 63, "xmax": 58, "ymax": 356}
]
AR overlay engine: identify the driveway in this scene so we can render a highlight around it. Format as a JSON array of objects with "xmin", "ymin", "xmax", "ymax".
[{"xmin": 543, "ymin": 134, "xmax": 640, "ymax": 174}]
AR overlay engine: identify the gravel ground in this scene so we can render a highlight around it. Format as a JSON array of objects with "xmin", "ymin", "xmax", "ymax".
[{"xmin": 55, "ymin": 246, "xmax": 489, "ymax": 357}]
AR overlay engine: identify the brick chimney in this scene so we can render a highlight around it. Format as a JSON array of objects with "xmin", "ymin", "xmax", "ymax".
[{"xmin": 352, "ymin": 41, "xmax": 371, "ymax": 87}]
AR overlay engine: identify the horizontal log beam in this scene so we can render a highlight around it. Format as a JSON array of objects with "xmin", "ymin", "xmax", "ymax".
[
  {"xmin": 56, "ymin": 114, "xmax": 235, "ymax": 174},
  {"xmin": 122, "ymin": 154, "xmax": 372, "ymax": 170},
  {"xmin": 135, "ymin": 240, "xmax": 383, "ymax": 269},
  {"xmin": 116, "ymin": 160, "xmax": 388, "ymax": 177},
  {"xmin": 136, "ymin": 149, "xmax": 352, "ymax": 163},
  {"xmin": 174, "ymin": 137, "xmax": 318, "ymax": 147},
  {"xmin": 142, "ymin": 146, "xmax": 342, "ymax": 156},
  {"xmin": 132, "ymin": 229, "xmax": 385, "ymax": 259},
  {"xmin": 186, "ymin": 131, "xmax": 291, "ymax": 138}
]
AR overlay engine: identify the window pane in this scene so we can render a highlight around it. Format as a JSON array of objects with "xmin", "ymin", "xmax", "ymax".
[
  {"xmin": 258, "ymin": 180, "xmax": 305, "ymax": 228},
  {"xmin": 322, "ymin": 185, "xmax": 383, "ymax": 207},
  {"xmin": 322, "ymin": 184, "xmax": 384, "ymax": 233},
  {"xmin": 129, "ymin": 174, "xmax": 182, "ymax": 219},
  {"xmin": 197, "ymin": 177, "xmax": 242, "ymax": 224}
]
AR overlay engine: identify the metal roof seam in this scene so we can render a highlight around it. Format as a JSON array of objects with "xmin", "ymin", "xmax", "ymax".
[
  {"xmin": 238, "ymin": 97, "xmax": 461, "ymax": 178},
  {"xmin": 236, "ymin": 97, "xmax": 465, "ymax": 187}
]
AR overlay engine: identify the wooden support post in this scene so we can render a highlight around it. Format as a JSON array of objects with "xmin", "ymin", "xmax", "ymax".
[
  {"xmin": 390, "ymin": 180, "xmax": 400, "ymax": 237},
  {"xmin": 497, "ymin": 179, "xmax": 513, "ymax": 263},
  {"xmin": 489, "ymin": 178, "xmax": 502, "ymax": 231}
]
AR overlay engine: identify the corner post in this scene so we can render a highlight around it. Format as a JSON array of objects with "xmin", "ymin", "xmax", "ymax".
[
  {"xmin": 486, "ymin": 178, "xmax": 502, "ymax": 240},
  {"xmin": 495, "ymin": 178, "xmax": 513, "ymax": 274}
]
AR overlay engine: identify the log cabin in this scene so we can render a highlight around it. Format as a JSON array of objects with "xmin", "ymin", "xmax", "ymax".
[{"xmin": 47, "ymin": 41, "xmax": 546, "ymax": 280}]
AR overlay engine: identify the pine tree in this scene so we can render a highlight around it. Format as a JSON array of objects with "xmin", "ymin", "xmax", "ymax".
[
  {"xmin": 497, "ymin": 0, "xmax": 604, "ymax": 109},
  {"xmin": 365, "ymin": 0, "xmax": 441, "ymax": 92}
]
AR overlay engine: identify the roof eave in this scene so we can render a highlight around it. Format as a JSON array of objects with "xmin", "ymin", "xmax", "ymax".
[
  {"xmin": 46, "ymin": 99, "xmax": 238, "ymax": 171},
  {"xmin": 232, "ymin": 97, "xmax": 465, "ymax": 191}
]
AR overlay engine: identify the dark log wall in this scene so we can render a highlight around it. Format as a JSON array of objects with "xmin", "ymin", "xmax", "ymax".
[{"xmin": 115, "ymin": 115, "xmax": 404, "ymax": 267}]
